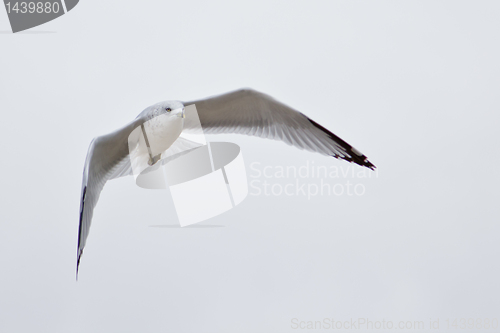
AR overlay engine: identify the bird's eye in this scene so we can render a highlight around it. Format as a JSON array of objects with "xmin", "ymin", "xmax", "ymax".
[{"xmin": 166, "ymin": 108, "xmax": 172, "ymax": 112}]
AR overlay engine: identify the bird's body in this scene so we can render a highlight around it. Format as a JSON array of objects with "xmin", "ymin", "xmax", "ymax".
[
  {"xmin": 77, "ymin": 88, "xmax": 375, "ymax": 276},
  {"xmin": 129, "ymin": 102, "xmax": 185, "ymax": 169},
  {"xmin": 142, "ymin": 112, "xmax": 184, "ymax": 155}
]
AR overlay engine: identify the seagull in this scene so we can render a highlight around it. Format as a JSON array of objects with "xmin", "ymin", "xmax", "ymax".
[{"xmin": 77, "ymin": 88, "xmax": 376, "ymax": 277}]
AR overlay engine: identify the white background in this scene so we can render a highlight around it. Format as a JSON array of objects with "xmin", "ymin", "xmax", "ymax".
[{"xmin": 1, "ymin": 1, "xmax": 499, "ymax": 332}]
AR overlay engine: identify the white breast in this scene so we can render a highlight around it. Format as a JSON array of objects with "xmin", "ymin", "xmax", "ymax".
[
  {"xmin": 128, "ymin": 113, "xmax": 184, "ymax": 177},
  {"xmin": 143, "ymin": 114, "xmax": 184, "ymax": 156}
]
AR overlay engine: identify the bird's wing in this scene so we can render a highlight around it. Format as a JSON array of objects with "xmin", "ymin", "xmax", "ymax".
[
  {"xmin": 77, "ymin": 117, "xmax": 204, "ymax": 277},
  {"xmin": 77, "ymin": 117, "xmax": 145, "ymax": 277},
  {"xmin": 183, "ymin": 88, "xmax": 375, "ymax": 169}
]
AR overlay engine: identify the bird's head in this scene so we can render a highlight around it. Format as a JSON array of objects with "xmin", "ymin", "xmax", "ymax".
[{"xmin": 146, "ymin": 100, "xmax": 185, "ymax": 120}]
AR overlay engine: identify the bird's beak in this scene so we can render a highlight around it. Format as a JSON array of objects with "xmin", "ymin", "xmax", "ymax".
[{"xmin": 176, "ymin": 108, "xmax": 185, "ymax": 118}]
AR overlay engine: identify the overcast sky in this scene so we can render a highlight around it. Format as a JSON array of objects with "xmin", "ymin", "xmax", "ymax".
[{"xmin": 1, "ymin": 1, "xmax": 499, "ymax": 332}]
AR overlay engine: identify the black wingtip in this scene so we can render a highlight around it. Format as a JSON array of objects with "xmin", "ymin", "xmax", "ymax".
[
  {"xmin": 76, "ymin": 186, "xmax": 87, "ymax": 281},
  {"xmin": 307, "ymin": 117, "xmax": 376, "ymax": 170},
  {"xmin": 354, "ymin": 154, "xmax": 376, "ymax": 170},
  {"xmin": 76, "ymin": 249, "xmax": 83, "ymax": 281}
]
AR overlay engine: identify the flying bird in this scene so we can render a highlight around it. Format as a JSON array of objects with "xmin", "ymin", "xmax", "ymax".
[{"xmin": 77, "ymin": 88, "xmax": 375, "ymax": 276}]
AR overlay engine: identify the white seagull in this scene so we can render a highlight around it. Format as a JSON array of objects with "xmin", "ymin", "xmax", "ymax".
[{"xmin": 77, "ymin": 88, "xmax": 375, "ymax": 276}]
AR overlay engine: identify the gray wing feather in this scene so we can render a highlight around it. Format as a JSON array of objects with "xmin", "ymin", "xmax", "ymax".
[
  {"xmin": 183, "ymin": 89, "xmax": 375, "ymax": 169},
  {"xmin": 77, "ymin": 121, "xmax": 201, "ymax": 277},
  {"xmin": 77, "ymin": 117, "xmax": 144, "ymax": 277}
]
